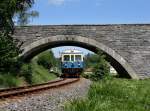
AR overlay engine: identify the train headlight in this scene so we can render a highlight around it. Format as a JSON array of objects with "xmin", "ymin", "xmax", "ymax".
[
  {"xmin": 71, "ymin": 63, "xmax": 74, "ymax": 67},
  {"xmin": 64, "ymin": 64, "xmax": 67, "ymax": 67}
]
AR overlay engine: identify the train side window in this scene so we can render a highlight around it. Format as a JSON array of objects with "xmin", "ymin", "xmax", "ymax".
[
  {"xmin": 71, "ymin": 55, "xmax": 74, "ymax": 61},
  {"xmin": 64, "ymin": 55, "xmax": 70, "ymax": 61},
  {"xmin": 75, "ymin": 55, "xmax": 81, "ymax": 61}
]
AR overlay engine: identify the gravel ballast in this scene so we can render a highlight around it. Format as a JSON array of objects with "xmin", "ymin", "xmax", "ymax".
[{"xmin": 0, "ymin": 78, "xmax": 91, "ymax": 111}]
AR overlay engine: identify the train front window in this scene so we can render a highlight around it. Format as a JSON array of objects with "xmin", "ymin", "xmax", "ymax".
[
  {"xmin": 71, "ymin": 55, "xmax": 74, "ymax": 61},
  {"xmin": 64, "ymin": 55, "xmax": 70, "ymax": 61},
  {"xmin": 75, "ymin": 55, "xmax": 81, "ymax": 61}
]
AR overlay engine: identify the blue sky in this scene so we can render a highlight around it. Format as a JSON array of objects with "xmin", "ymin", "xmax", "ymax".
[
  {"xmin": 30, "ymin": 0, "xmax": 150, "ymax": 57},
  {"xmin": 30, "ymin": 0, "xmax": 150, "ymax": 25}
]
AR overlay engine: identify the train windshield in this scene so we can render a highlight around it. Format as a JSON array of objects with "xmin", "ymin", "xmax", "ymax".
[
  {"xmin": 64, "ymin": 55, "xmax": 70, "ymax": 61},
  {"xmin": 71, "ymin": 55, "xmax": 74, "ymax": 61},
  {"xmin": 75, "ymin": 55, "xmax": 82, "ymax": 61}
]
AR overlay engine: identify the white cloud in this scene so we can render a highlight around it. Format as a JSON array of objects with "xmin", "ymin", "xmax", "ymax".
[
  {"xmin": 48, "ymin": 0, "xmax": 66, "ymax": 6},
  {"xmin": 48, "ymin": 0, "xmax": 80, "ymax": 6},
  {"xmin": 96, "ymin": 0, "xmax": 104, "ymax": 6}
]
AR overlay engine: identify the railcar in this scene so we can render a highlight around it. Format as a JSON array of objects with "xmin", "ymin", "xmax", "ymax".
[{"xmin": 61, "ymin": 49, "xmax": 84, "ymax": 78}]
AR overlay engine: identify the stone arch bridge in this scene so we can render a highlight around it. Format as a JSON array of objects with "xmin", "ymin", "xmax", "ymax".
[{"xmin": 13, "ymin": 24, "xmax": 150, "ymax": 79}]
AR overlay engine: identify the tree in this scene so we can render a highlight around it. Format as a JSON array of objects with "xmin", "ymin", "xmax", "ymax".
[
  {"xmin": 0, "ymin": 33, "xmax": 20, "ymax": 71},
  {"xmin": 37, "ymin": 50, "xmax": 56, "ymax": 70},
  {"xmin": 16, "ymin": 5, "xmax": 39, "ymax": 26},
  {"xmin": 85, "ymin": 51, "xmax": 110, "ymax": 81},
  {"xmin": 93, "ymin": 51, "xmax": 110, "ymax": 80},
  {"xmin": 0, "ymin": 0, "xmax": 35, "ymax": 71},
  {"xmin": 0, "ymin": 0, "xmax": 34, "ymax": 32},
  {"xmin": 84, "ymin": 53, "xmax": 100, "ymax": 68}
]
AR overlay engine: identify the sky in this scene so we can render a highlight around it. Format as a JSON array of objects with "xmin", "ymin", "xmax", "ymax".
[
  {"xmin": 29, "ymin": 0, "xmax": 150, "ymax": 57},
  {"xmin": 30, "ymin": 0, "xmax": 150, "ymax": 25}
]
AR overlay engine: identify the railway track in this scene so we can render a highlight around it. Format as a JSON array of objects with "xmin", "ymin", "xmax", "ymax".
[{"xmin": 0, "ymin": 78, "xmax": 79, "ymax": 99}]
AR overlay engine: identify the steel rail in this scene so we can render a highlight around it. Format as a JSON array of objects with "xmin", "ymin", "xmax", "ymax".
[
  {"xmin": 0, "ymin": 78, "xmax": 64, "ymax": 92},
  {"xmin": 0, "ymin": 78, "xmax": 79, "ymax": 99}
]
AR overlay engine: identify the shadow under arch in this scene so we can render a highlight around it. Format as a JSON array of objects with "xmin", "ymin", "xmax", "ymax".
[{"xmin": 20, "ymin": 35, "xmax": 139, "ymax": 79}]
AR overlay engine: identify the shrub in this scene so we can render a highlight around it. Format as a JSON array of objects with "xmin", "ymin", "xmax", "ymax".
[
  {"xmin": 20, "ymin": 63, "xmax": 32, "ymax": 84},
  {"xmin": 0, "ymin": 33, "xmax": 21, "ymax": 72},
  {"xmin": 20, "ymin": 60, "xmax": 57, "ymax": 85},
  {"xmin": 0, "ymin": 72, "xmax": 22, "ymax": 88},
  {"xmin": 91, "ymin": 51, "xmax": 110, "ymax": 81},
  {"xmin": 31, "ymin": 62, "xmax": 57, "ymax": 84},
  {"xmin": 37, "ymin": 50, "xmax": 55, "ymax": 69}
]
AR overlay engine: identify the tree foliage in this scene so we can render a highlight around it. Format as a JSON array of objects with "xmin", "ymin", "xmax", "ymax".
[
  {"xmin": 37, "ymin": 50, "xmax": 57, "ymax": 70},
  {"xmin": 84, "ymin": 51, "xmax": 110, "ymax": 81},
  {"xmin": 0, "ymin": 33, "xmax": 21, "ymax": 71},
  {"xmin": 0, "ymin": 0, "xmax": 34, "ymax": 32},
  {"xmin": 0, "ymin": 0, "xmax": 34, "ymax": 71},
  {"xmin": 16, "ymin": 4, "xmax": 39, "ymax": 26},
  {"xmin": 84, "ymin": 53, "xmax": 100, "ymax": 68},
  {"xmin": 20, "ymin": 63, "xmax": 32, "ymax": 84},
  {"xmin": 92, "ymin": 51, "xmax": 110, "ymax": 81}
]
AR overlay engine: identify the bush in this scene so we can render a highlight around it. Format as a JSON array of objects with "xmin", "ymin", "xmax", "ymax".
[
  {"xmin": 81, "ymin": 72, "xmax": 92, "ymax": 79},
  {"xmin": 91, "ymin": 51, "xmax": 110, "ymax": 81},
  {"xmin": 37, "ymin": 50, "xmax": 55, "ymax": 69},
  {"xmin": 20, "ymin": 63, "xmax": 32, "ymax": 84},
  {"xmin": 20, "ymin": 59, "xmax": 57, "ymax": 85},
  {"xmin": 0, "ymin": 72, "xmax": 23, "ymax": 88},
  {"xmin": 0, "ymin": 33, "xmax": 21, "ymax": 72},
  {"xmin": 84, "ymin": 53, "xmax": 100, "ymax": 68},
  {"xmin": 31, "ymin": 61, "xmax": 57, "ymax": 84}
]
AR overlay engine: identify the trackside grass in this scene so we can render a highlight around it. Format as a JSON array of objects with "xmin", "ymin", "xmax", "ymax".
[
  {"xmin": 0, "ymin": 60, "xmax": 57, "ymax": 88},
  {"xmin": 0, "ymin": 72, "xmax": 24, "ymax": 88},
  {"xmin": 65, "ymin": 78, "xmax": 150, "ymax": 111},
  {"xmin": 30, "ymin": 61, "xmax": 57, "ymax": 85}
]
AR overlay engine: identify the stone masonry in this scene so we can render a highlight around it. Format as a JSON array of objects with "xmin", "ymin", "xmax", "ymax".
[{"xmin": 13, "ymin": 24, "xmax": 150, "ymax": 79}]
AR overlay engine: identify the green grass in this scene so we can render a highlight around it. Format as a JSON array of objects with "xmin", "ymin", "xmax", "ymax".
[
  {"xmin": 0, "ymin": 59, "xmax": 57, "ymax": 88},
  {"xmin": 65, "ymin": 78, "xmax": 150, "ymax": 111},
  {"xmin": 0, "ymin": 72, "xmax": 24, "ymax": 88},
  {"xmin": 31, "ymin": 62, "xmax": 57, "ymax": 84}
]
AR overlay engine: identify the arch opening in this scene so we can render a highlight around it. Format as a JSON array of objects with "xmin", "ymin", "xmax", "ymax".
[{"xmin": 20, "ymin": 35, "xmax": 139, "ymax": 79}]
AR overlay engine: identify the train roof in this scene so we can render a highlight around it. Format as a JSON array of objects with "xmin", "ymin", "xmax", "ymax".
[{"xmin": 61, "ymin": 49, "xmax": 83, "ymax": 54}]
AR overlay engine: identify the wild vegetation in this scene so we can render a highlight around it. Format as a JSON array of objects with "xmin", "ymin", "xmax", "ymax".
[
  {"xmin": 0, "ymin": 0, "xmax": 56, "ymax": 88},
  {"xmin": 21, "ymin": 58, "xmax": 57, "ymax": 85},
  {"xmin": 84, "ymin": 53, "xmax": 100, "ymax": 69},
  {"xmin": 65, "ymin": 51, "xmax": 150, "ymax": 111},
  {"xmin": 65, "ymin": 77, "xmax": 150, "ymax": 111},
  {"xmin": 0, "ymin": 50, "xmax": 58, "ymax": 88},
  {"xmin": 37, "ymin": 50, "xmax": 60, "ymax": 70},
  {"xmin": 0, "ymin": 0, "xmax": 35, "ymax": 72},
  {"xmin": 83, "ymin": 51, "xmax": 110, "ymax": 81},
  {"xmin": 16, "ymin": 2, "xmax": 39, "ymax": 26}
]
